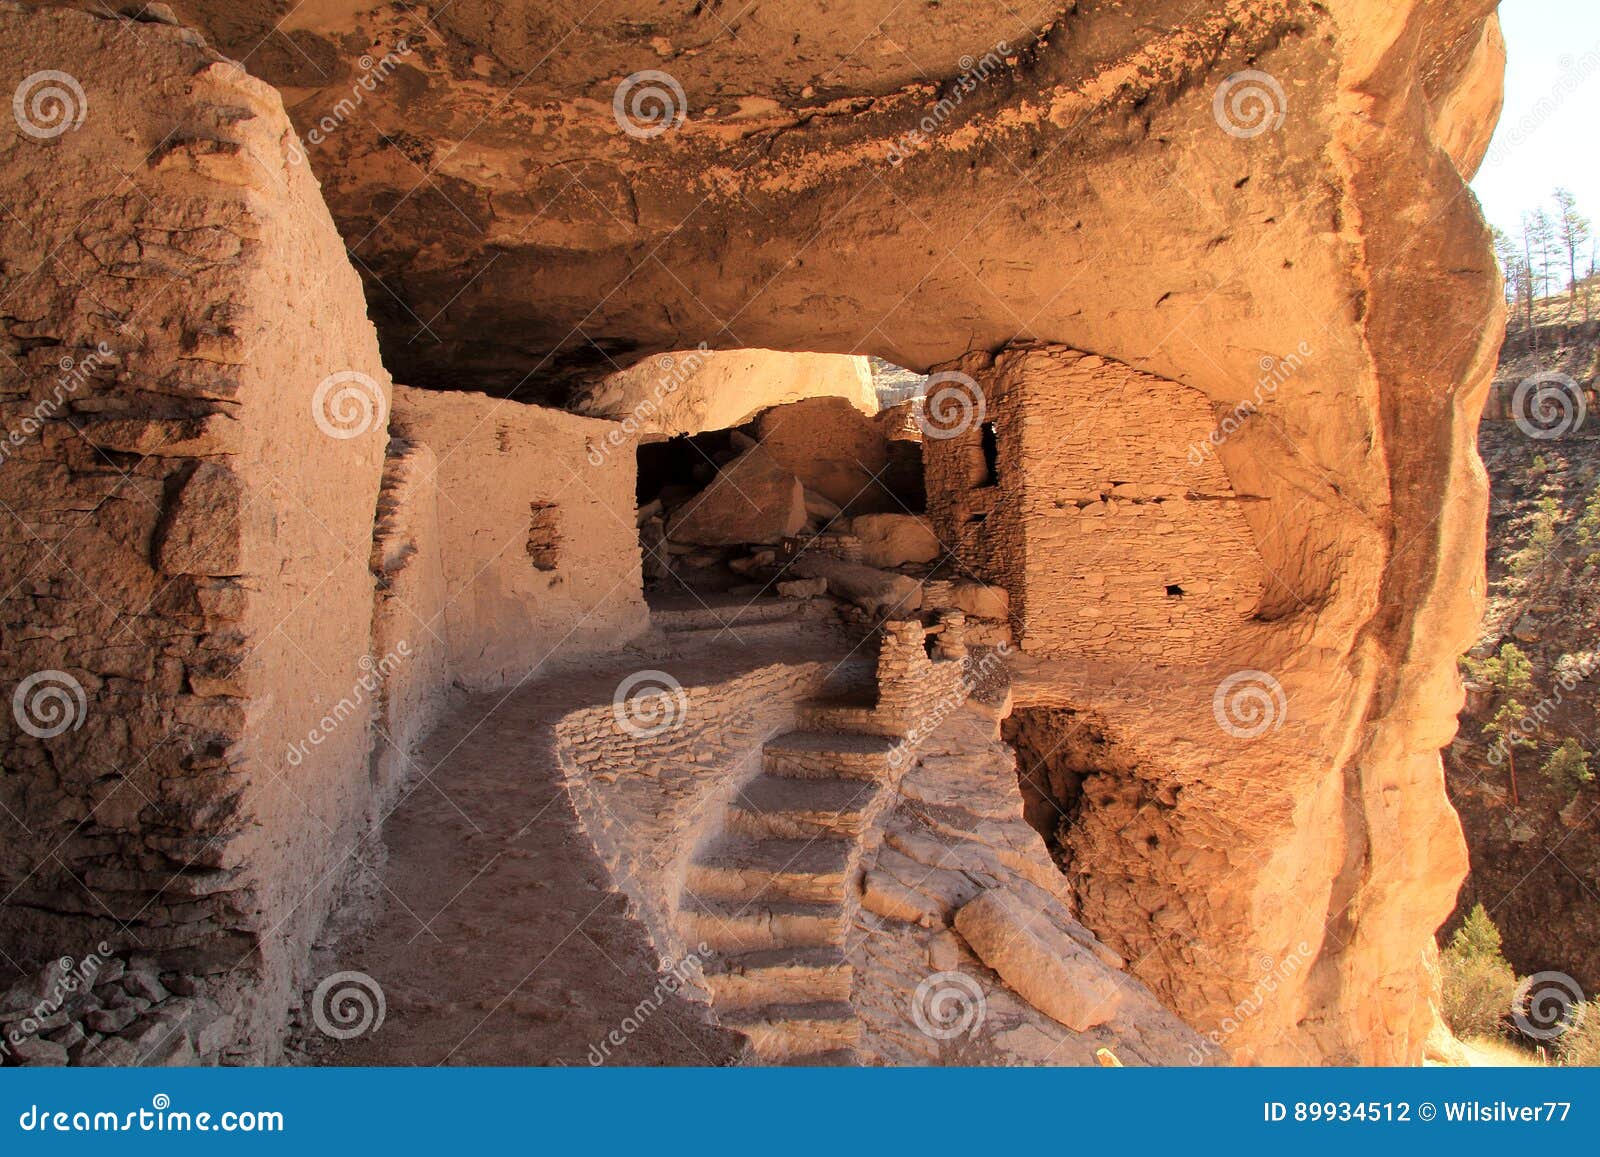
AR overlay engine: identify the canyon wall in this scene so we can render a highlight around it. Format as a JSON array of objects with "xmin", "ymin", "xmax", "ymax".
[{"xmin": 1, "ymin": 0, "xmax": 1510, "ymax": 1064}]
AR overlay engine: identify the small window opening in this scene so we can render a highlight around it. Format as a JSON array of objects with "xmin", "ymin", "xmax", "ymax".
[
  {"xmin": 527, "ymin": 501, "xmax": 561, "ymax": 571},
  {"xmin": 1165, "ymin": 584, "xmax": 1185, "ymax": 598},
  {"xmin": 980, "ymin": 420, "xmax": 999, "ymax": 486}
]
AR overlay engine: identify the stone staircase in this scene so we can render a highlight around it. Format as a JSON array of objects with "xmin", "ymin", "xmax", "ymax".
[{"xmin": 676, "ymin": 614, "xmax": 973, "ymax": 1064}]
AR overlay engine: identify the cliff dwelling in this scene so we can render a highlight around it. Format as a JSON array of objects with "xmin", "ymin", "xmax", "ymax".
[{"xmin": 0, "ymin": 0, "xmax": 1516, "ymax": 1068}]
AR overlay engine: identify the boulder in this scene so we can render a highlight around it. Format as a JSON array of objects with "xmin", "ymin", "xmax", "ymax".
[
  {"xmin": 804, "ymin": 490, "xmax": 842, "ymax": 520},
  {"xmin": 850, "ymin": 513, "xmax": 942, "ymax": 568},
  {"xmin": 758, "ymin": 396, "xmax": 894, "ymax": 511},
  {"xmin": 11, "ymin": 1036, "xmax": 68, "ymax": 1066},
  {"xmin": 950, "ymin": 580, "xmax": 1010, "ymax": 621},
  {"xmin": 777, "ymin": 577, "xmax": 827, "ymax": 599},
  {"xmin": 789, "ymin": 554, "xmax": 921, "ymax": 615},
  {"xmin": 954, "ymin": 889, "xmax": 1124, "ymax": 1032},
  {"xmin": 666, "ymin": 447, "xmax": 806, "ymax": 546}
]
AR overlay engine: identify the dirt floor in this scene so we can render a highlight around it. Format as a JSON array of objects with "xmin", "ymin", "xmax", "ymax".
[{"xmin": 280, "ymin": 626, "xmax": 871, "ymax": 1067}]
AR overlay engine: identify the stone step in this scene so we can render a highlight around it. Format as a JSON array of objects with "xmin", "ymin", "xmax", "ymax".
[
  {"xmin": 762, "ymin": 730, "xmax": 902, "ymax": 781},
  {"xmin": 665, "ymin": 618, "xmax": 833, "ymax": 646},
  {"xmin": 726, "ymin": 774, "xmax": 882, "ymax": 840},
  {"xmin": 703, "ymin": 946, "xmax": 852, "ymax": 1008},
  {"xmin": 680, "ymin": 898, "xmax": 847, "ymax": 952},
  {"xmin": 797, "ymin": 699, "xmax": 903, "ymax": 737},
  {"xmin": 718, "ymin": 1000, "xmax": 861, "ymax": 1060},
  {"xmin": 686, "ymin": 837, "xmax": 853, "ymax": 904},
  {"xmin": 652, "ymin": 598, "xmax": 832, "ymax": 634}
]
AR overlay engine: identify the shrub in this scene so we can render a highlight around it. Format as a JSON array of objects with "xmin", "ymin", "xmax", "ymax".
[
  {"xmin": 1556, "ymin": 1006, "xmax": 1600, "ymax": 1066},
  {"xmin": 1465, "ymin": 644, "xmax": 1535, "ymax": 695},
  {"xmin": 1441, "ymin": 905, "xmax": 1518, "ymax": 1041},
  {"xmin": 1579, "ymin": 488, "xmax": 1600, "ymax": 547},
  {"xmin": 1541, "ymin": 738, "xmax": 1594, "ymax": 797},
  {"xmin": 1442, "ymin": 954, "xmax": 1518, "ymax": 1041}
]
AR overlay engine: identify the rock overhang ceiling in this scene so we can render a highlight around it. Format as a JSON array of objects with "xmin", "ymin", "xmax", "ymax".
[{"xmin": 40, "ymin": 0, "xmax": 1500, "ymax": 404}]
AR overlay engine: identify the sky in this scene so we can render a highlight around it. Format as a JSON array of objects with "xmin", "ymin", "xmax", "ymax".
[{"xmin": 1472, "ymin": 0, "xmax": 1600, "ymax": 245}]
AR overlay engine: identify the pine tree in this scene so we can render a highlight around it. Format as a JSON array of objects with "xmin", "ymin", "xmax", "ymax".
[
  {"xmin": 1554, "ymin": 188, "xmax": 1592, "ymax": 310},
  {"xmin": 1471, "ymin": 643, "xmax": 1536, "ymax": 807},
  {"xmin": 1526, "ymin": 209, "xmax": 1559, "ymax": 306},
  {"xmin": 1542, "ymin": 738, "xmax": 1594, "ymax": 797},
  {"xmin": 1449, "ymin": 903, "xmax": 1508, "ymax": 965}
]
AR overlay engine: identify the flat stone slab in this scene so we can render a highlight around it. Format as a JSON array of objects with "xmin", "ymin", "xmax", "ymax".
[{"xmin": 954, "ymin": 889, "xmax": 1124, "ymax": 1033}]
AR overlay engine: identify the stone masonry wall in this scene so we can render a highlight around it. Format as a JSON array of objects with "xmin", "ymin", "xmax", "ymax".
[
  {"xmin": 388, "ymin": 385, "xmax": 647, "ymax": 691},
  {"xmin": 0, "ymin": 7, "xmax": 390, "ymax": 1060},
  {"xmin": 367, "ymin": 438, "xmax": 451, "ymax": 812},
  {"xmin": 926, "ymin": 347, "xmax": 1268, "ymax": 661}
]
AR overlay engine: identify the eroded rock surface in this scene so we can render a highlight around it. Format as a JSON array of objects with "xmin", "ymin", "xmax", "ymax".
[{"xmin": 1, "ymin": 0, "xmax": 1511, "ymax": 1066}]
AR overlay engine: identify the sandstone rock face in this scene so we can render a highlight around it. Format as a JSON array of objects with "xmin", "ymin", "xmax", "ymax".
[
  {"xmin": 575, "ymin": 349, "xmax": 876, "ymax": 439},
  {"xmin": 666, "ymin": 446, "xmax": 807, "ymax": 546},
  {"xmin": 0, "ymin": 0, "xmax": 1508, "ymax": 1067}
]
